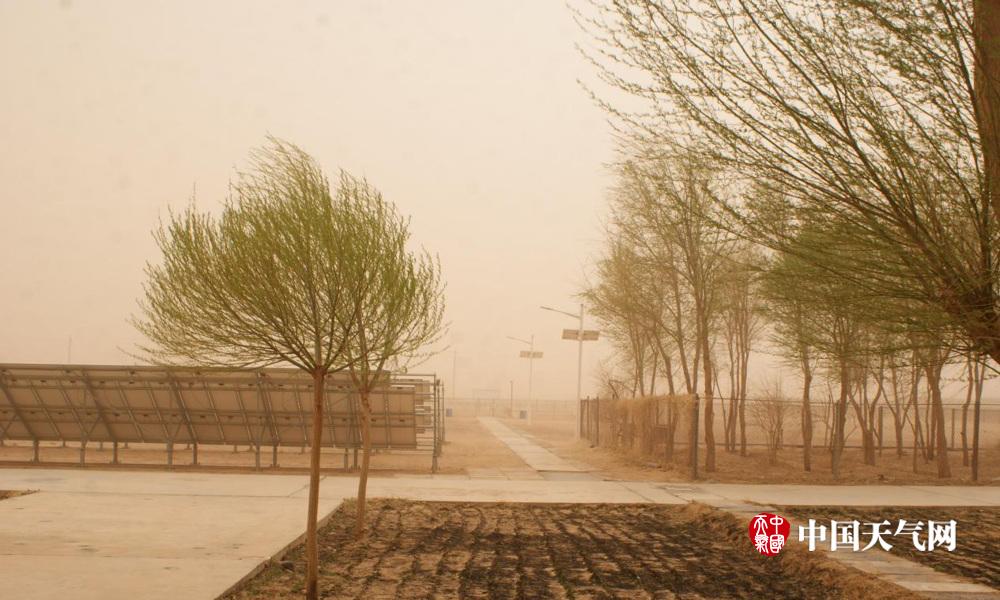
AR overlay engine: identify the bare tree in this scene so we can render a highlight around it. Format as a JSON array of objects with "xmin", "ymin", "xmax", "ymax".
[
  {"xmin": 720, "ymin": 246, "xmax": 763, "ymax": 456},
  {"xmin": 134, "ymin": 139, "xmax": 356, "ymax": 600},
  {"xmin": 760, "ymin": 258, "xmax": 817, "ymax": 472},
  {"xmin": 750, "ymin": 381, "xmax": 791, "ymax": 466},
  {"xmin": 620, "ymin": 156, "xmax": 733, "ymax": 471},
  {"xmin": 885, "ymin": 352, "xmax": 919, "ymax": 459}
]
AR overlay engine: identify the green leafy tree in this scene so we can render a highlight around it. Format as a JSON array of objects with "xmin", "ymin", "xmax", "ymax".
[
  {"xmin": 581, "ymin": 0, "xmax": 1000, "ymax": 365},
  {"xmin": 136, "ymin": 139, "xmax": 360, "ymax": 600},
  {"xmin": 337, "ymin": 173, "xmax": 446, "ymax": 538}
]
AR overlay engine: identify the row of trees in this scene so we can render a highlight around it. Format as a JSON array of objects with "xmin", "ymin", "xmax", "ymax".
[
  {"xmin": 581, "ymin": 0, "xmax": 996, "ymax": 481},
  {"xmin": 134, "ymin": 139, "xmax": 445, "ymax": 600}
]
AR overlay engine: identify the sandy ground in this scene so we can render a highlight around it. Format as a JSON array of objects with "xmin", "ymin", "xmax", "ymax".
[
  {"xmin": 0, "ymin": 417, "xmax": 528, "ymax": 476},
  {"xmin": 225, "ymin": 500, "xmax": 917, "ymax": 600},
  {"xmin": 783, "ymin": 506, "xmax": 999, "ymax": 590},
  {"xmin": 511, "ymin": 417, "xmax": 1000, "ymax": 485}
]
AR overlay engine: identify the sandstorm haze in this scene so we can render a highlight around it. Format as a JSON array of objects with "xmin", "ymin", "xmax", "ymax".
[{"xmin": 0, "ymin": 1, "xmax": 615, "ymax": 401}]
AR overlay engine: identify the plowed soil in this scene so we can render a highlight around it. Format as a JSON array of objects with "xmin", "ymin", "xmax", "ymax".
[{"xmin": 226, "ymin": 501, "xmax": 915, "ymax": 600}]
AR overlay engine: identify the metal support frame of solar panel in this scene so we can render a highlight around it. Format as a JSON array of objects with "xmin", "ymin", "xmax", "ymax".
[{"xmin": 0, "ymin": 363, "xmax": 440, "ymax": 471}]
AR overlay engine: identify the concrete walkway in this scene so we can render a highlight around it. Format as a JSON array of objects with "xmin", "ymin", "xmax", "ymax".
[
  {"xmin": 0, "ymin": 468, "xmax": 997, "ymax": 599},
  {"xmin": 477, "ymin": 417, "xmax": 590, "ymax": 473},
  {"xmin": 0, "ymin": 470, "xmax": 350, "ymax": 600}
]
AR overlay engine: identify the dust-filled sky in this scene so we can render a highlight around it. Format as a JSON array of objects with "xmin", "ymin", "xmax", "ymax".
[
  {"xmin": 0, "ymin": 0, "xmax": 621, "ymax": 402},
  {"xmin": 1, "ymin": 1, "xmax": 985, "ymax": 405}
]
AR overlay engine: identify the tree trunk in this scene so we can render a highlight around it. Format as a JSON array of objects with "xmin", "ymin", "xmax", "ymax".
[
  {"xmin": 355, "ymin": 393, "xmax": 373, "ymax": 538},
  {"xmin": 305, "ymin": 369, "xmax": 325, "ymax": 600},
  {"xmin": 831, "ymin": 362, "xmax": 848, "ymax": 479},
  {"xmin": 962, "ymin": 359, "xmax": 974, "ymax": 466},
  {"xmin": 702, "ymin": 327, "xmax": 715, "ymax": 472},
  {"xmin": 925, "ymin": 364, "xmax": 951, "ymax": 478},
  {"xmin": 976, "ymin": 0, "xmax": 1000, "ymax": 218},
  {"xmin": 926, "ymin": 393, "xmax": 937, "ymax": 461},
  {"xmin": 972, "ymin": 383, "xmax": 982, "ymax": 481},
  {"xmin": 801, "ymin": 362, "xmax": 813, "ymax": 472}
]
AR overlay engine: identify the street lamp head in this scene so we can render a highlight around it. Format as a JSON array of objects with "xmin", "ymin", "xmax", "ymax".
[{"xmin": 540, "ymin": 304, "xmax": 579, "ymax": 319}]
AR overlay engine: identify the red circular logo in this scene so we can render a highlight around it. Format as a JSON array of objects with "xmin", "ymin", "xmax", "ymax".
[{"xmin": 749, "ymin": 512, "xmax": 790, "ymax": 556}]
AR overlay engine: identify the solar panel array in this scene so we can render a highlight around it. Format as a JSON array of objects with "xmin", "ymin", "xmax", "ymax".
[{"xmin": 0, "ymin": 364, "xmax": 441, "ymax": 467}]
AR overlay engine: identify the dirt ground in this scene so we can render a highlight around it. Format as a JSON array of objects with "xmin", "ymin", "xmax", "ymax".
[
  {"xmin": 0, "ymin": 418, "xmax": 528, "ymax": 476},
  {"xmin": 226, "ymin": 500, "xmax": 916, "ymax": 600},
  {"xmin": 511, "ymin": 418, "xmax": 1000, "ymax": 485},
  {"xmin": 783, "ymin": 506, "xmax": 999, "ymax": 590}
]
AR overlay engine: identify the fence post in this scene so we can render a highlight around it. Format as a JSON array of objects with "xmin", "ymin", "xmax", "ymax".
[
  {"xmin": 595, "ymin": 397, "xmax": 601, "ymax": 447},
  {"xmin": 690, "ymin": 394, "xmax": 700, "ymax": 480}
]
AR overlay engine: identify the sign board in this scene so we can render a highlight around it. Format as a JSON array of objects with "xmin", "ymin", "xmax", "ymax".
[
  {"xmin": 519, "ymin": 350, "xmax": 543, "ymax": 359},
  {"xmin": 562, "ymin": 329, "xmax": 600, "ymax": 341}
]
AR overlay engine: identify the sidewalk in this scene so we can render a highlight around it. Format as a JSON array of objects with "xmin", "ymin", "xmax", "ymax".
[{"xmin": 477, "ymin": 417, "xmax": 590, "ymax": 472}]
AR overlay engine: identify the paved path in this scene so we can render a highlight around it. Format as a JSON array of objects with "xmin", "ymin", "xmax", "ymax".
[
  {"xmin": 0, "ymin": 466, "xmax": 997, "ymax": 600},
  {"xmin": 477, "ymin": 417, "xmax": 590, "ymax": 473},
  {"xmin": 0, "ymin": 470, "xmax": 350, "ymax": 600}
]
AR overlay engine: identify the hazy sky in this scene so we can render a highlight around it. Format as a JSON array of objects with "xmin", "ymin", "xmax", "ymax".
[
  {"xmin": 0, "ymin": 1, "xmax": 620, "ymax": 401},
  {"xmin": 2, "ymin": 1, "xmax": 984, "ymax": 406}
]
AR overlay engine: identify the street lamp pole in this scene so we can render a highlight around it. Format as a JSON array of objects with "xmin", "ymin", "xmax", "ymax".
[
  {"xmin": 576, "ymin": 304, "xmax": 584, "ymax": 408},
  {"xmin": 528, "ymin": 334, "xmax": 534, "ymax": 409},
  {"xmin": 540, "ymin": 303, "xmax": 594, "ymax": 440},
  {"xmin": 507, "ymin": 334, "xmax": 538, "ymax": 424}
]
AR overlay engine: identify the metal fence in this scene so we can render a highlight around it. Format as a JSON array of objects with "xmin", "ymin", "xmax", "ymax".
[
  {"xmin": 0, "ymin": 363, "xmax": 442, "ymax": 471},
  {"xmin": 443, "ymin": 397, "xmax": 577, "ymax": 419}
]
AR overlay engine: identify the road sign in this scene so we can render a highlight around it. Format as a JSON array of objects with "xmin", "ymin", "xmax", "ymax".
[
  {"xmin": 562, "ymin": 329, "xmax": 600, "ymax": 341},
  {"xmin": 519, "ymin": 350, "xmax": 543, "ymax": 359}
]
